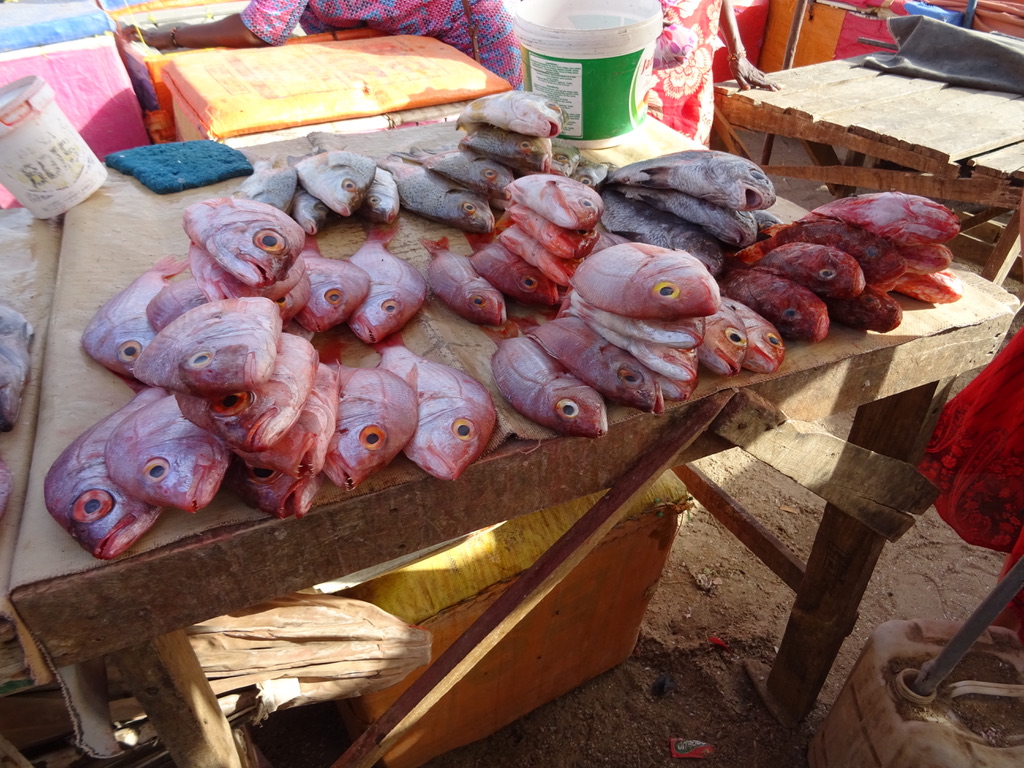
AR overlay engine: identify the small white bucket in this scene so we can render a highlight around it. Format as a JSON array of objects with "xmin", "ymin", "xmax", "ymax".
[
  {"xmin": 0, "ymin": 76, "xmax": 107, "ymax": 219},
  {"xmin": 514, "ymin": 0, "xmax": 663, "ymax": 149}
]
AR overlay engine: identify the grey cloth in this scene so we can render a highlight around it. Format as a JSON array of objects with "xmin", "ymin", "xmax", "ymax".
[{"xmin": 864, "ymin": 15, "xmax": 1024, "ymax": 96}]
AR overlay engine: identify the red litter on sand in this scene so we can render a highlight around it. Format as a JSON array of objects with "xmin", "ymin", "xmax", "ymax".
[{"xmin": 671, "ymin": 739, "xmax": 716, "ymax": 758}]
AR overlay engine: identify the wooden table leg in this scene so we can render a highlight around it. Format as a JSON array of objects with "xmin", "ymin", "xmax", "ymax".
[
  {"xmin": 760, "ymin": 382, "xmax": 941, "ymax": 723},
  {"xmin": 110, "ymin": 630, "xmax": 244, "ymax": 768}
]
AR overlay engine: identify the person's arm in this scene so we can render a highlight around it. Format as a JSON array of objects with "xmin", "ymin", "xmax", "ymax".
[
  {"xmin": 719, "ymin": 0, "xmax": 780, "ymax": 91},
  {"xmin": 123, "ymin": 14, "xmax": 269, "ymax": 51}
]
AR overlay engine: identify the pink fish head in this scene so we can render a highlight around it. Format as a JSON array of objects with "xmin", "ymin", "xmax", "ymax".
[
  {"xmin": 296, "ymin": 257, "xmax": 373, "ymax": 333},
  {"xmin": 507, "ymin": 174, "xmax": 604, "ymax": 229},
  {"xmin": 182, "ymin": 198, "xmax": 305, "ymax": 287},
  {"xmin": 227, "ymin": 458, "xmax": 324, "ymax": 519},
  {"xmin": 132, "ymin": 297, "xmax": 283, "ymax": 397}
]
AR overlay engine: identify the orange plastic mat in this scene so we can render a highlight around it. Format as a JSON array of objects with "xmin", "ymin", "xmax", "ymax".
[{"xmin": 161, "ymin": 35, "xmax": 513, "ymax": 140}]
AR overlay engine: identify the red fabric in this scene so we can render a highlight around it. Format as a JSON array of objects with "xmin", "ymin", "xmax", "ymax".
[
  {"xmin": 648, "ymin": 0, "xmax": 723, "ymax": 145},
  {"xmin": 919, "ymin": 327, "xmax": 1024, "ymax": 641}
]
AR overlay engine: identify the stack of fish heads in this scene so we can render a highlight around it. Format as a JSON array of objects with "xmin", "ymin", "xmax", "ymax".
[
  {"xmin": 183, "ymin": 197, "xmax": 306, "ymax": 288},
  {"xmin": 0, "ymin": 302, "xmax": 34, "ymax": 432},
  {"xmin": 233, "ymin": 155, "xmax": 298, "ymax": 214},
  {"xmin": 422, "ymin": 237, "xmax": 507, "ymax": 327},
  {"xmin": 377, "ymin": 341, "xmax": 497, "ymax": 482},
  {"xmin": 729, "ymin": 190, "xmax": 963, "ymax": 334},
  {"xmin": 226, "ymin": 454, "xmax": 324, "ymax": 520},
  {"xmin": 44, "ymin": 388, "xmax": 168, "ymax": 559},
  {"xmin": 456, "ymin": 91, "xmax": 564, "ymax": 139},
  {"xmin": 600, "ymin": 149, "xmax": 776, "ymax": 267},
  {"xmin": 468, "ymin": 240, "xmax": 561, "ymax": 307},
  {"xmin": 294, "ymin": 254, "xmax": 372, "ymax": 334},
  {"xmin": 133, "ymin": 296, "xmax": 283, "ymax": 397}
]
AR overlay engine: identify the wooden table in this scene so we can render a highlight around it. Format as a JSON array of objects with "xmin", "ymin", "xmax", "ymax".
[
  {"xmin": 2, "ymin": 119, "xmax": 1019, "ymax": 767},
  {"xmin": 714, "ymin": 55, "xmax": 1024, "ymax": 287}
]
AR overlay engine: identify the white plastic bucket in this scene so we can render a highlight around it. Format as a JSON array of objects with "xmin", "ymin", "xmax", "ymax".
[
  {"xmin": 514, "ymin": 0, "xmax": 662, "ymax": 149},
  {"xmin": 0, "ymin": 76, "xmax": 107, "ymax": 218}
]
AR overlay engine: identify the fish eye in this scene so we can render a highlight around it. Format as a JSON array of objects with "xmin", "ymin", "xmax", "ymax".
[
  {"xmin": 367, "ymin": 195, "xmax": 380, "ymax": 205},
  {"xmin": 819, "ymin": 268, "xmax": 836, "ymax": 279},
  {"xmin": 483, "ymin": 169, "xmax": 498, "ymax": 181},
  {"xmin": 342, "ymin": 179, "xmax": 358, "ymax": 192},
  {"xmin": 72, "ymin": 489, "xmax": 115, "ymax": 523},
  {"xmin": 578, "ymin": 177, "xmax": 594, "ymax": 186},
  {"xmin": 726, "ymin": 327, "xmax": 747, "ymax": 346},
  {"xmin": 248, "ymin": 466, "xmax": 278, "ymax": 483},
  {"xmin": 324, "ymin": 288, "xmax": 344, "ymax": 305},
  {"xmin": 451, "ymin": 418, "xmax": 475, "ymax": 441},
  {"xmin": 652, "ymin": 281, "xmax": 680, "ymax": 299},
  {"xmin": 253, "ymin": 229, "xmax": 286, "ymax": 254},
  {"xmin": 556, "ymin": 399, "xmax": 580, "ymax": 419},
  {"xmin": 275, "ymin": 296, "xmax": 288, "ymax": 305},
  {"xmin": 381, "ymin": 298, "xmax": 400, "ymax": 314},
  {"xmin": 117, "ymin": 340, "xmax": 143, "ymax": 362},
  {"xmin": 470, "ymin": 294, "xmax": 488, "ymax": 307},
  {"xmin": 767, "ymin": 333, "xmax": 783, "ymax": 347},
  {"xmin": 212, "ymin": 391, "xmax": 252, "ymax": 415},
  {"xmin": 144, "ymin": 459, "xmax": 170, "ymax": 482},
  {"xmin": 575, "ymin": 230, "xmax": 589, "ymax": 236},
  {"xmin": 187, "ymin": 350, "xmax": 214, "ymax": 369},
  {"xmin": 521, "ymin": 276, "xmax": 539, "ymax": 290},
  {"xmin": 359, "ymin": 425, "xmax": 386, "ymax": 450},
  {"xmin": 461, "ymin": 201, "xmax": 478, "ymax": 215},
  {"xmin": 518, "ymin": 140, "xmax": 532, "ymax": 151},
  {"xmin": 617, "ymin": 366, "xmax": 641, "ymax": 385},
  {"xmin": 783, "ymin": 308, "xmax": 798, "ymax": 319},
  {"xmin": 580, "ymin": 199, "xmax": 595, "ymax": 209}
]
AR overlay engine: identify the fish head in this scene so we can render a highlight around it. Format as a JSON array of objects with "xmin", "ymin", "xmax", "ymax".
[
  {"xmin": 81, "ymin": 319, "xmax": 155, "ymax": 379},
  {"xmin": 743, "ymin": 327, "xmax": 786, "ymax": 373},
  {"xmin": 228, "ymin": 459, "xmax": 323, "ymax": 519},
  {"xmin": 545, "ymin": 380, "xmax": 609, "ymax": 438},
  {"xmin": 46, "ymin": 472, "xmax": 162, "ymax": 559},
  {"xmin": 442, "ymin": 190, "xmax": 495, "ymax": 234},
  {"xmin": 0, "ymin": 343, "xmax": 31, "ymax": 431}
]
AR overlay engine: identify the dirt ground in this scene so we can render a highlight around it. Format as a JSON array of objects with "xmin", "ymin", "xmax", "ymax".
[{"xmin": 245, "ymin": 134, "xmax": 1024, "ymax": 768}]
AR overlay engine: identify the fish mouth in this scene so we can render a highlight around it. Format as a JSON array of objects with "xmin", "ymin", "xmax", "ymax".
[
  {"xmin": 94, "ymin": 512, "xmax": 149, "ymax": 560},
  {"xmin": 744, "ymin": 189, "xmax": 767, "ymax": 210},
  {"xmin": 187, "ymin": 463, "xmax": 226, "ymax": 511},
  {"xmin": 713, "ymin": 349, "xmax": 743, "ymax": 376}
]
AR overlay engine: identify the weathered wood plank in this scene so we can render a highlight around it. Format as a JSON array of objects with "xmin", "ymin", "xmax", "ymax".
[
  {"xmin": 982, "ymin": 203, "xmax": 1022, "ymax": 284},
  {"xmin": 761, "ymin": 165, "xmax": 1021, "ymax": 208},
  {"xmin": 110, "ymin": 630, "xmax": 243, "ymax": 768},
  {"xmin": 331, "ymin": 391, "xmax": 733, "ymax": 768},
  {"xmin": 710, "ymin": 392, "xmax": 933, "ymax": 541},
  {"xmin": 968, "ymin": 142, "xmax": 1024, "ymax": 180},
  {"xmin": 674, "ymin": 463, "xmax": 805, "ymax": 592},
  {"xmin": 769, "ymin": 76, "xmax": 945, "ymax": 126},
  {"xmin": 764, "ymin": 382, "xmax": 941, "ymax": 723}
]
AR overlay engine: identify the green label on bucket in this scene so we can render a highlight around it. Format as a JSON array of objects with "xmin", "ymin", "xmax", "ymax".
[{"xmin": 523, "ymin": 44, "xmax": 654, "ymax": 143}]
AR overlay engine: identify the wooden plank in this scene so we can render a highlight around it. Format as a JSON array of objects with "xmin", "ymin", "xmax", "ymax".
[
  {"xmin": 714, "ymin": 56, "xmax": 875, "ymax": 99},
  {"xmin": 710, "ymin": 391, "xmax": 933, "ymax": 541},
  {"xmin": 761, "ymin": 164, "xmax": 1021, "ymax": 208},
  {"xmin": 714, "ymin": 95, "xmax": 955, "ymax": 174},
  {"xmin": 982, "ymin": 203, "xmax": 1022, "ymax": 284},
  {"xmin": 330, "ymin": 391, "xmax": 734, "ymax": 768},
  {"xmin": 763, "ymin": 382, "xmax": 941, "ymax": 723},
  {"xmin": 968, "ymin": 143, "xmax": 1024, "ymax": 180},
  {"xmin": 767, "ymin": 76, "xmax": 946, "ymax": 126},
  {"xmin": 674, "ymin": 464, "xmax": 805, "ymax": 592},
  {"xmin": 110, "ymin": 630, "xmax": 243, "ymax": 768}
]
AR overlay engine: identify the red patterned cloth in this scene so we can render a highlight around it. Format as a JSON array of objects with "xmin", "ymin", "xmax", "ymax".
[
  {"xmin": 918, "ymin": 326, "xmax": 1024, "ymax": 640},
  {"xmin": 648, "ymin": 0, "xmax": 724, "ymax": 145}
]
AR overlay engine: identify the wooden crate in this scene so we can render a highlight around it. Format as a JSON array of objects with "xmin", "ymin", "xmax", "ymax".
[{"xmin": 338, "ymin": 474, "xmax": 689, "ymax": 768}]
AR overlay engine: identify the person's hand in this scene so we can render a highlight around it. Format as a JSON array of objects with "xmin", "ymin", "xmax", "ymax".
[
  {"xmin": 119, "ymin": 24, "xmax": 177, "ymax": 51},
  {"xmin": 729, "ymin": 57, "xmax": 780, "ymax": 92}
]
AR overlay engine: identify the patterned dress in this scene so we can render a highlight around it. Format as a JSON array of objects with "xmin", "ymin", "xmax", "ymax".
[
  {"xmin": 648, "ymin": 0, "xmax": 723, "ymax": 145},
  {"xmin": 241, "ymin": 0, "xmax": 523, "ymax": 87},
  {"xmin": 918, "ymin": 327, "xmax": 1024, "ymax": 641}
]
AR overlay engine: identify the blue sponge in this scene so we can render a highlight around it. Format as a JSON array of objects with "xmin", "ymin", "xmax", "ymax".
[{"xmin": 106, "ymin": 140, "xmax": 253, "ymax": 195}]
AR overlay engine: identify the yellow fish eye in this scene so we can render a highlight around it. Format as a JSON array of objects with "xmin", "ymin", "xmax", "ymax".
[
  {"xmin": 451, "ymin": 418, "xmax": 475, "ymax": 441},
  {"xmin": 381, "ymin": 298, "xmax": 400, "ymax": 314},
  {"xmin": 342, "ymin": 179, "xmax": 358, "ymax": 192},
  {"xmin": 461, "ymin": 201, "xmax": 478, "ymax": 215},
  {"xmin": 117, "ymin": 339, "xmax": 143, "ymax": 362},
  {"xmin": 72, "ymin": 489, "xmax": 115, "ymax": 523},
  {"xmin": 521, "ymin": 276, "xmax": 538, "ymax": 290},
  {"xmin": 253, "ymin": 229, "xmax": 285, "ymax": 254},
  {"xmin": 726, "ymin": 327, "xmax": 747, "ymax": 346},
  {"xmin": 653, "ymin": 282, "xmax": 680, "ymax": 299},
  {"xmin": 470, "ymin": 294, "xmax": 488, "ymax": 307},
  {"xmin": 617, "ymin": 366, "xmax": 641, "ymax": 385},
  {"xmin": 483, "ymin": 169, "xmax": 498, "ymax": 181},
  {"xmin": 767, "ymin": 333, "xmax": 783, "ymax": 347},
  {"xmin": 144, "ymin": 458, "xmax": 170, "ymax": 482},
  {"xmin": 324, "ymin": 288, "xmax": 344, "ymax": 305},
  {"xmin": 556, "ymin": 399, "xmax": 580, "ymax": 419},
  {"xmin": 359, "ymin": 425, "xmax": 386, "ymax": 451}
]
